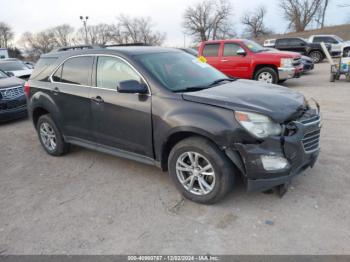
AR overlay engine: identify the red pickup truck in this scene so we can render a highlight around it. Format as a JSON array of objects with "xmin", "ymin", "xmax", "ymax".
[{"xmin": 198, "ymin": 39, "xmax": 302, "ymax": 84}]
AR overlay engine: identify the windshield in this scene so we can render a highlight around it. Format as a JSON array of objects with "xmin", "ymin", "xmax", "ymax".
[
  {"xmin": 0, "ymin": 61, "xmax": 29, "ymax": 71},
  {"xmin": 136, "ymin": 51, "xmax": 228, "ymax": 92},
  {"xmin": 0, "ymin": 70, "xmax": 8, "ymax": 79},
  {"xmin": 334, "ymin": 36, "xmax": 344, "ymax": 42},
  {"xmin": 243, "ymin": 40, "xmax": 267, "ymax": 53}
]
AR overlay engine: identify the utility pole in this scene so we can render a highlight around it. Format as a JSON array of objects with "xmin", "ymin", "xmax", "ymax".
[{"xmin": 80, "ymin": 16, "xmax": 89, "ymax": 44}]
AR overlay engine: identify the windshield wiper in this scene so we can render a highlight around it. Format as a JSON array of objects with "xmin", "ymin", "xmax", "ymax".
[
  {"xmin": 173, "ymin": 86, "xmax": 210, "ymax": 93},
  {"xmin": 208, "ymin": 78, "xmax": 236, "ymax": 86}
]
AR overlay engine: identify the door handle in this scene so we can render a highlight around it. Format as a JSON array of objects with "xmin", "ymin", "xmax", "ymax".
[
  {"xmin": 91, "ymin": 96, "xmax": 104, "ymax": 104},
  {"xmin": 52, "ymin": 87, "xmax": 60, "ymax": 95},
  {"xmin": 221, "ymin": 59, "xmax": 229, "ymax": 62}
]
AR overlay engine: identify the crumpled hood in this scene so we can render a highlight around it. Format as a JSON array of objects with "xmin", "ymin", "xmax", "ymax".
[
  {"xmin": 182, "ymin": 79, "xmax": 306, "ymax": 123},
  {"xmin": 0, "ymin": 76, "xmax": 25, "ymax": 89}
]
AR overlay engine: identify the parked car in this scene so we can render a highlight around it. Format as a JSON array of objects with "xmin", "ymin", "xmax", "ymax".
[
  {"xmin": 198, "ymin": 39, "xmax": 301, "ymax": 84},
  {"xmin": 0, "ymin": 48, "xmax": 9, "ymax": 59},
  {"xmin": 0, "ymin": 69, "xmax": 27, "ymax": 122},
  {"xmin": 0, "ymin": 58, "xmax": 33, "ymax": 80},
  {"xmin": 300, "ymin": 55, "xmax": 314, "ymax": 73},
  {"xmin": 26, "ymin": 45, "xmax": 321, "ymax": 204},
  {"xmin": 273, "ymin": 37, "xmax": 331, "ymax": 63},
  {"xmin": 308, "ymin": 34, "xmax": 350, "ymax": 57},
  {"xmin": 263, "ymin": 39, "xmax": 276, "ymax": 47}
]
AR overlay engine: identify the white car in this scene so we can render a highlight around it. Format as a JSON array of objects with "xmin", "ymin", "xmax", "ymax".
[
  {"xmin": 0, "ymin": 48, "xmax": 9, "ymax": 59},
  {"xmin": 263, "ymin": 39, "xmax": 276, "ymax": 47},
  {"xmin": 0, "ymin": 59, "xmax": 33, "ymax": 80},
  {"xmin": 308, "ymin": 35, "xmax": 350, "ymax": 57}
]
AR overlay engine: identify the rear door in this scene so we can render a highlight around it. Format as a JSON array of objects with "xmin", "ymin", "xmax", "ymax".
[
  {"xmin": 50, "ymin": 56, "xmax": 94, "ymax": 141},
  {"xmin": 219, "ymin": 42, "xmax": 251, "ymax": 79},
  {"xmin": 90, "ymin": 55, "xmax": 153, "ymax": 157},
  {"xmin": 201, "ymin": 43, "xmax": 221, "ymax": 70}
]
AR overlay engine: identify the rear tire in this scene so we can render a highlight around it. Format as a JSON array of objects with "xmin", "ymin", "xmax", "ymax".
[
  {"xmin": 168, "ymin": 137, "xmax": 235, "ymax": 204},
  {"xmin": 309, "ymin": 51, "xmax": 324, "ymax": 63},
  {"xmin": 37, "ymin": 114, "xmax": 70, "ymax": 156},
  {"xmin": 254, "ymin": 67, "xmax": 278, "ymax": 84}
]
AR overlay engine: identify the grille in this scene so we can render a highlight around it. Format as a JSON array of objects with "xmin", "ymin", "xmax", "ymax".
[
  {"xmin": 300, "ymin": 114, "xmax": 320, "ymax": 125},
  {"xmin": 293, "ymin": 58, "xmax": 301, "ymax": 66},
  {"xmin": 302, "ymin": 129, "xmax": 320, "ymax": 152},
  {"xmin": 0, "ymin": 86, "xmax": 24, "ymax": 100}
]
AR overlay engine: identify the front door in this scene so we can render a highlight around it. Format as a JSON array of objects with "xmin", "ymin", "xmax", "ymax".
[
  {"xmin": 219, "ymin": 43, "xmax": 251, "ymax": 79},
  {"xmin": 90, "ymin": 56, "xmax": 153, "ymax": 157}
]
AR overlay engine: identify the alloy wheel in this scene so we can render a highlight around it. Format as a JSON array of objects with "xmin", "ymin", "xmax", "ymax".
[
  {"xmin": 40, "ymin": 122, "xmax": 57, "ymax": 151},
  {"xmin": 310, "ymin": 52, "xmax": 321, "ymax": 63},
  {"xmin": 176, "ymin": 151, "xmax": 216, "ymax": 195},
  {"xmin": 258, "ymin": 72, "xmax": 273, "ymax": 83}
]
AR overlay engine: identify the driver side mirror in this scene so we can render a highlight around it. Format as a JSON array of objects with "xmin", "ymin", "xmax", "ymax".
[
  {"xmin": 117, "ymin": 80, "xmax": 148, "ymax": 94},
  {"xmin": 236, "ymin": 48, "xmax": 246, "ymax": 56},
  {"xmin": 6, "ymin": 71, "xmax": 14, "ymax": 77}
]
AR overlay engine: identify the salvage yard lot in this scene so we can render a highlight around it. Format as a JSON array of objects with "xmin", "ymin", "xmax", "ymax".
[{"xmin": 0, "ymin": 63, "xmax": 350, "ymax": 254}]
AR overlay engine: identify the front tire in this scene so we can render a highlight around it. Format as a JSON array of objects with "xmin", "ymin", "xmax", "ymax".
[
  {"xmin": 309, "ymin": 51, "xmax": 324, "ymax": 63},
  {"xmin": 37, "ymin": 114, "xmax": 70, "ymax": 156},
  {"xmin": 254, "ymin": 67, "xmax": 278, "ymax": 84},
  {"xmin": 168, "ymin": 137, "xmax": 235, "ymax": 204}
]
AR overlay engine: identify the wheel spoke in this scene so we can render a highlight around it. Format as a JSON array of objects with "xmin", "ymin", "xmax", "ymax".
[
  {"xmin": 200, "ymin": 164, "xmax": 212, "ymax": 172},
  {"xmin": 199, "ymin": 177, "xmax": 212, "ymax": 192},
  {"xmin": 201, "ymin": 171, "xmax": 214, "ymax": 176},
  {"xmin": 187, "ymin": 175, "xmax": 196, "ymax": 191},
  {"xmin": 178, "ymin": 160, "xmax": 191, "ymax": 169},
  {"xmin": 187, "ymin": 152, "xmax": 195, "ymax": 166}
]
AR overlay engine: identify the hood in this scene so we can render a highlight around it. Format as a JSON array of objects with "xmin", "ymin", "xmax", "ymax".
[
  {"xmin": 8, "ymin": 69, "xmax": 33, "ymax": 78},
  {"xmin": 182, "ymin": 79, "xmax": 306, "ymax": 123},
  {"xmin": 0, "ymin": 76, "xmax": 25, "ymax": 89},
  {"xmin": 262, "ymin": 49, "xmax": 301, "ymax": 58}
]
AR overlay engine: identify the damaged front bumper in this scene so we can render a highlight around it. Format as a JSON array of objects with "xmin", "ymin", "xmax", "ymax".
[{"xmin": 226, "ymin": 112, "xmax": 321, "ymax": 192}]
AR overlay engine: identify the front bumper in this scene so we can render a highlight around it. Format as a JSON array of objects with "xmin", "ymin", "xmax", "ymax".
[
  {"xmin": 226, "ymin": 111, "xmax": 321, "ymax": 192},
  {"xmin": 0, "ymin": 96, "xmax": 27, "ymax": 122},
  {"xmin": 278, "ymin": 67, "xmax": 295, "ymax": 80}
]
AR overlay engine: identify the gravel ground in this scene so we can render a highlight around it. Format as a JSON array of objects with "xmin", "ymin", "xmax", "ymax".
[{"xmin": 0, "ymin": 62, "xmax": 349, "ymax": 255}]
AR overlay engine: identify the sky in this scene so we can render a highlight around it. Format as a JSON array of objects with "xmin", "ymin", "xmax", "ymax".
[{"xmin": 1, "ymin": 0, "xmax": 349, "ymax": 47}]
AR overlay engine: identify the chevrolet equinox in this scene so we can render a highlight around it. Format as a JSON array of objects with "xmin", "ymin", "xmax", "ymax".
[{"xmin": 26, "ymin": 46, "xmax": 321, "ymax": 204}]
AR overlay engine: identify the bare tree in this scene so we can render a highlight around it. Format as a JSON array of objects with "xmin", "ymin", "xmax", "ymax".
[
  {"xmin": 241, "ymin": 6, "xmax": 271, "ymax": 39},
  {"xmin": 315, "ymin": 0, "xmax": 330, "ymax": 28},
  {"xmin": 182, "ymin": 0, "xmax": 235, "ymax": 42},
  {"xmin": 51, "ymin": 24, "xmax": 75, "ymax": 46},
  {"xmin": 117, "ymin": 15, "xmax": 166, "ymax": 45},
  {"xmin": 280, "ymin": 0, "xmax": 323, "ymax": 32},
  {"xmin": 76, "ymin": 23, "xmax": 116, "ymax": 45},
  {"xmin": 0, "ymin": 22, "xmax": 14, "ymax": 48},
  {"xmin": 20, "ymin": 30, "xmax": 57, "ymax": 57}
]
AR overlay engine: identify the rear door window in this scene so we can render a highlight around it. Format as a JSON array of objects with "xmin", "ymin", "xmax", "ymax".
[
  {"xmin": 60, "ymin": 56, "xmax": 93, "ymax": 86},
  {"xmin": 203, "ymin": 44, "xmax": 220, "ymax": 57}
]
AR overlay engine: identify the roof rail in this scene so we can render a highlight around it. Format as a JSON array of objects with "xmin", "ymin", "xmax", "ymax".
[
  {"xmin": 52, "ymin": 45, "xmax": 103, "ymax": 52},
  {"xmin": 104, "ymin": 43, "xmax": 152, "ymax": 48}
]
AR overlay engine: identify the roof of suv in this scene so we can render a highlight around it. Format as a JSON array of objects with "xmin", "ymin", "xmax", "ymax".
[{"xmin": 43, "ymin": 46, "xmax": 180, "ymax": 59}]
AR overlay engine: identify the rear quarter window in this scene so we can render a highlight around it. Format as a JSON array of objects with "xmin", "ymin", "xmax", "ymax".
[
  {"xmin": 30, "ymin": 57, "xmax": 58, "ymax": 81},
  {"xmin": 203, "ymin": 44, "xmax": 220, "ymax": 57}
]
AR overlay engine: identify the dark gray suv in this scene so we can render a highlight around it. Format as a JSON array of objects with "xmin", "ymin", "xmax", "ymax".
[{"xmin": 26, "ymin": 46, "xmax": 321, "ymax": 204}]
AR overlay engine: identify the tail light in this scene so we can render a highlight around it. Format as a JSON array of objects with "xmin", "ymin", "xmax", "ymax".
[{"xmin": 24, "ymin": 82, "xmax": 30, "ymax": 97}]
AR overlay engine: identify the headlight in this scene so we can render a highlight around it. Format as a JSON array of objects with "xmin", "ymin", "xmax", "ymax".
[
  {"xmin": 235, "ymin": 111, "xmax": 282, "ymax": 138},
  {"xmin": 280, "ymin": 58, "xmax": 293, "ymax": 68}
]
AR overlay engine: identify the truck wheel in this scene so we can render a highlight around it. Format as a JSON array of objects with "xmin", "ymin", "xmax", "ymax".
[
  {"xmin": 168, "ymin": 137, "xmax": 235, "ymax": 204},
  {"xmin": 309, "ymin": 51, "xmax": 323, "ymax": 63},
  {"xmin": 36, "ymin": 114, "xmax": 70, "ymax": 156},
  {"xmin": 254, "ymin": 67, "xmax": 278, "ymax": 84}
]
